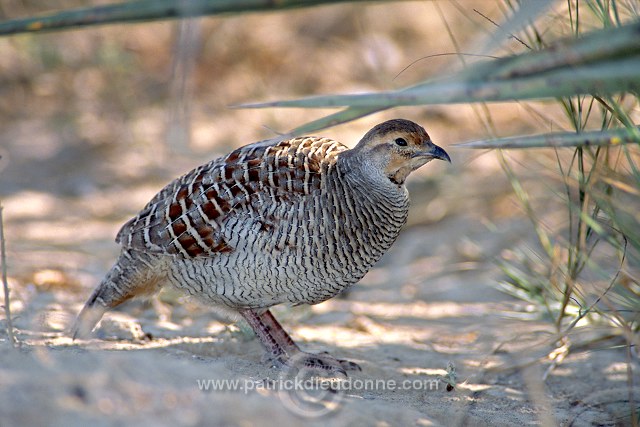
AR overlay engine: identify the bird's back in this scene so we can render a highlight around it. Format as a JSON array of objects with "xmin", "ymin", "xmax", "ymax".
[{"xmin": 116, "ymin": 136, "xmax": 348, "ymax": 259}]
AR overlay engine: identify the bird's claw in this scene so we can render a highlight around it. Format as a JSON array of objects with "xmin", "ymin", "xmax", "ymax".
[{"xmin": 267, "ymin": 351, "xmax": 361, "ymax": 378}]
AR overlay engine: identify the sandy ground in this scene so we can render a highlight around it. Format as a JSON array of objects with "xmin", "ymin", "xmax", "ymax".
[
  {"xmin": 1, "ymin": 2, "xmax": 638, "ymax": 426},
  {"xmin": 1, "ymin": 204, "xmax": 637, "ymax": 426}
]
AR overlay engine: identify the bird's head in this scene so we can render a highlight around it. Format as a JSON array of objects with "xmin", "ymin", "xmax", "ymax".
[{"xmin": 348, "ymin": 119, "xmax": 451, "ymax": 186}]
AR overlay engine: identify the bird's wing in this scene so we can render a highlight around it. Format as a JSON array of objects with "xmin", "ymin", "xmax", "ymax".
[{"xmin": 116, "ymin": 136, "xmax": 347, "ymax": 257}]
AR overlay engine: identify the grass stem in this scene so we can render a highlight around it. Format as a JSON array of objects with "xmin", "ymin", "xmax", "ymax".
[{"xmin": 0, "ymin": 204, "xmax": 16, "ymax": 348}]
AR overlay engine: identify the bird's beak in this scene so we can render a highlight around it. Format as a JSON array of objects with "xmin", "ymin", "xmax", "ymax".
[{"xmin": 413, "ymin": 143, "xmax": 451, "ymax": 163}]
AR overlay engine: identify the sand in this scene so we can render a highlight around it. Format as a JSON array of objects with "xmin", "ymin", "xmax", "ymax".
[{"xmin": 1, "ymin": 214, "xmax": 636, "ymax": 426}]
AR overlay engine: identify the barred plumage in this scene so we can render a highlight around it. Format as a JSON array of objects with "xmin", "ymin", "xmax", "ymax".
[
  {"xmin": 117, "ymin": 136, "xmax": 345, "ymax": 259},
  {"xmin": 72, "ymin": 119, "xmax": 450, "ymax": 374}
]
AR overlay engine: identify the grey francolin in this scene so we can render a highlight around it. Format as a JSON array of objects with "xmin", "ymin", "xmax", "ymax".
[{"xmin": 72, "ymin": 119, "xmax": 450, "ymax": 375}]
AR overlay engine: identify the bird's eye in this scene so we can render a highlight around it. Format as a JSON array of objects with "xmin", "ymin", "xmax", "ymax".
[{"xmin": 395, "ymin": 138, "xmax": 408, "ymax": 147}]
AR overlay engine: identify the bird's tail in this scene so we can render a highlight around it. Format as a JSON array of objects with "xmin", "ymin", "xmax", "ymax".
[{"xmin": 71, "ymin": 250, "xmax": 163, "ymax": 340}]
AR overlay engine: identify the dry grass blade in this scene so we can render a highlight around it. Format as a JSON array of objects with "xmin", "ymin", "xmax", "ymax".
[{"xmin": 0, "ymin": 204, "xmax": 16, "ymax": 348}]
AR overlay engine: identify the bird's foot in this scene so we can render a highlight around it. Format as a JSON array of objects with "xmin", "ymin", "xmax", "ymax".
[
  {"xmin": 266, "ymin": 350, "xmax": 361, "ymax": 378},
  {"xmin": 242, "ymin": 309, "xmax": 360, "ymax": 377}
]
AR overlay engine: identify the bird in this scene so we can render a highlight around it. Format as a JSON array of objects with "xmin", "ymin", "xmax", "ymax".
[{"xmin": 71, "ymin": 118, "xmax": 450, "ymax": 375}]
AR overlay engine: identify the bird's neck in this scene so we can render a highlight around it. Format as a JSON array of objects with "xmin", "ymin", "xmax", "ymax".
[{"xmin": 335, "ymin": 150, "xmax": 409, "ymax": 207}]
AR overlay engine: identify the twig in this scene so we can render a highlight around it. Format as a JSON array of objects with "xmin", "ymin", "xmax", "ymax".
[
  {"xmin": 626, "ymin": 342, "xmax": 637, "ymax": 427},
  {"xmin": 392, "ymin": 53, "xmax": 499, "ymax": 81},
  {"xmin": 0, "ymin": 204, "xmax": 16, "ymax": 347}
]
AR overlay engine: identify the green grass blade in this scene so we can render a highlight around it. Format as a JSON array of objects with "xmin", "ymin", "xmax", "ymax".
[
  {"xmin": 238, "ymin": 22, "xmax": 640, "ymax": 135},
  {"xmin": 476, "ymin": 0, "xmax": 554, "ymax": 54},
  {"xmin": 0, "ymin": 0, "xmax": 374, "ymax": 36},
  {"xmin": 455, "ymin": 127, "xmax": 640, "ymax": 149},
  {"xmin": 281, "ymin": 107, "xmax": 384, "ymax": 138},
  {"xmin": 241, "ymin": 57, "xmax": 640, "ymax": 109}
]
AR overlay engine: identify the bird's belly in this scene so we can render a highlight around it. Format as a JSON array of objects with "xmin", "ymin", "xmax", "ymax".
[{"xmin": 167, "ymin": 198, "xmax": 406, "ymax": 309}]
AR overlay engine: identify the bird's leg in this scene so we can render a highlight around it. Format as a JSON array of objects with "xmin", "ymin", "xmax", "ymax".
[
  {"xmin": 239, "ymin": 308, "xmax": 299, "ymax": 358},
  {"xmin": 239, "ymin": 308, "xmax": 361, "ymax": 376}
]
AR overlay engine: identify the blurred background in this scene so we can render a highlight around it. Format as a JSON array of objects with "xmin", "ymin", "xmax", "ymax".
[
  {"xmin": 0, "ymin": 0, "xmax": 526, "ymax": 300},
  {"xmin": 0, "ymin": 0, "xmax": 548, "ymax": 289},
  {"xmin": 0, "ymin": 1, "xmax": 638, "ymax": 426}
]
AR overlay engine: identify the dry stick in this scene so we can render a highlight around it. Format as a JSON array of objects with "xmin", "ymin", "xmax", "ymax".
[{"xmin": 0, "ymin": 204, "xmax": 16, "ymax": 347}]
